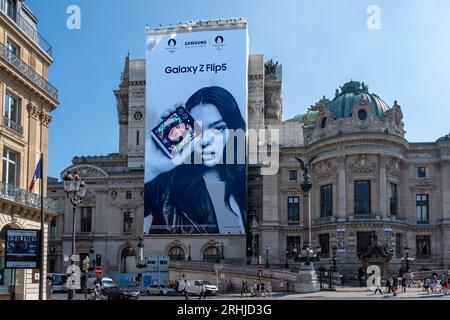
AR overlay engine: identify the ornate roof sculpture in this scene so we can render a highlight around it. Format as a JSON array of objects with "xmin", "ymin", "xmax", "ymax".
[
  {"xmin": 287, "ymin": 80, "xmax": 389, "ymax": 122},
  {"xmin": 265, "ymin": 59, "xmax": 279, "ymax": 75}
]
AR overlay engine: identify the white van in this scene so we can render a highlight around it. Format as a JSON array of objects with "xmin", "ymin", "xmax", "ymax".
[
  {"xmin": 179, "ymin": 280, "xmax": 218, "ymax": 296},
  {"xmin": 86, "ymin": 277, "xmax": 116, "ymax": 293}
]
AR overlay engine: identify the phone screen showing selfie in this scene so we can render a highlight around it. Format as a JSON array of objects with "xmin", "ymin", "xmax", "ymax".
[{"xmin": 151, "ymin": 107, "xmax": 198, "ymax": 158}]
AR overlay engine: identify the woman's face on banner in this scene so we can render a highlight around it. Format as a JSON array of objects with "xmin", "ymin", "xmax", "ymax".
[{"xmin": 190, "ymin": 103, "xmax": 229, "ymax": 167}]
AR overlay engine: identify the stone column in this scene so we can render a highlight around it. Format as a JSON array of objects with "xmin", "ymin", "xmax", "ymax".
[
  {"xmin": 337, "ymin": 156, "xmax": 347, "ymax": 221},
  {"xmin": 379, "ymin": 155, "xmax": 388, "ymax": 218}
]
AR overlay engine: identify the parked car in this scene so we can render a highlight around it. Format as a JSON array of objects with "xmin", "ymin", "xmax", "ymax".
[
  {"xmin": 145, "ymin": 284, "xmax": 176, "ymax": 296},
  {"xmin": 86, "ymin": 277, "xmax": 116, "ymax": 293},
  {"xmin": 180, "ymin": 280, "xmax": 218, "ymax": 296},
  {"xmin": 102, "ymin": 286, "xmax": 140, "ymax": 300}
]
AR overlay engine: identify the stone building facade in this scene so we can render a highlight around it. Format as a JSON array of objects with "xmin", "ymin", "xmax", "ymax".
[
  {"xmin": 48, "ymin": 53, "xmax": 450, "ymax": 279},
  {"xmin": 0, "ymin": 0, "xmax": 58, "ymax": 299}
]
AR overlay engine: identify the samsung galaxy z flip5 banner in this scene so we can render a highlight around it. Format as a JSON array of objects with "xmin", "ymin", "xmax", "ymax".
[{"xmin": 144, "ymin": 24, "xmax": 248, "ymax": 235}]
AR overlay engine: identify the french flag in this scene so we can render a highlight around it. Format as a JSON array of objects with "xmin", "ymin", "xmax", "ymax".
[{"xmin": 29, "ymin": 158, "xmax": 43, "ymax": 193}]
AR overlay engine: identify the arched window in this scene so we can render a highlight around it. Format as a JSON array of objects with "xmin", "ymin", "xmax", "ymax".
[
  {"xmin": 120, "ymin": 246, "xmax": 136, "ymax": 273},
  {"xmin": 203, "ymin": 246, "xmax": 221, "ymax": 263},
  {"xmin": 168, "ymin": 246, "xmax": 185, "ymax": 261},
  {"xmin": 321, "ymin": 118, "xmax": 327, "ymax": 129}
]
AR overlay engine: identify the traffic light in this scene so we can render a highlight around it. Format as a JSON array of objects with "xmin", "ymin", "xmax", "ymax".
[
  {"xmin": 82, "ymin": 257, "xmax": 90, "ymax": 271},
  {"xmin": 95, "ymin": 254, "xmax": 102, "ymax": 266}
]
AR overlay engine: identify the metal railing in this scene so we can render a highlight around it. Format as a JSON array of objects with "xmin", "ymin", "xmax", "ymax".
[
  {"xmin": 0, "ymin": 0, "xmax": 52, "ymax": 56},
  {"xmin": 0, "ymin": 42, "xmax": 58, "ymax": 100},
  {"xmin": 0, "ymin": 181, "xmax": 57, "ymax": 213},
  {"xmin": 3, "ymin": 116, "xmax": 23, "ymax": 135}
]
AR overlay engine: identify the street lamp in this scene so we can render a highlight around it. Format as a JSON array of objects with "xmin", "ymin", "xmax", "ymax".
[
  {"xmin": 63, "ymin": 171, "xmax": 87, "ymax": 258},
  {"xmin": 265, "ymin": 245, "xmax": 270, "ymax": 268},
  {"xmin": 401, "ymin": 246, "xmax": 414, "ymax": 273},
  {"xmin": 63, "ymin": 170, "xmax": 87, "ymax": 300}
]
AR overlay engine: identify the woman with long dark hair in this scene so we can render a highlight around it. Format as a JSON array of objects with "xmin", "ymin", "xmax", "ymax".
[{"xmin": 144, "ymin": 86, "xmax": 246, "ymax": 234}]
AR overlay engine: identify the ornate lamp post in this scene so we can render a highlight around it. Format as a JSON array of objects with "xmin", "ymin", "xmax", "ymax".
[
  {"xmin": 265, "ymin": 245, "xmax": 270, "ymax": 268},
  {"xmin": 63, "ymin": 171, "xmax": 87, "ymax": 260},
  {"xmin": 401, "ymin": 246, "xmax": 414, "ymax": 273},
  {"xmin": 293, "ymin": 157, "xmax": 321, "ymax": 293},
  {"xmin": 63, "ymin": 170, "xmax": 87, "ymax": 300}
]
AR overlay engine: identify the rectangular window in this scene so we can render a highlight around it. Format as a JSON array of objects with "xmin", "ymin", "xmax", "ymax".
[
  {"xmin": 6, "ymin": 40, "xmax": 19, "ymax": 57},
  {"xmin": 320, "ymin": 184, "xmax": 333, "ymax": 217},
  {"xmin": 289, "ymin": 170, "xmax": 297, "ymax": 181},
  {"xmin": 2, "ymin": 147, "xmax": 19, "ymax": 186},
  {"xmin": 354, "ymin": 181, "xmax": 371, "ymax": 215},
  {"xmin": 5, "ymin": 92, "xmax": 21, "ymax": 125},
  {"xmin": 319, "ymin": 234, "xmax": 330, "ymax": 257},
  {"xmin": 287, "ymin": 196, "xmax": 300, "ymax": 224},
  {"xmin": 248, "ymin": 187, "xmax": 256, "ymax": 198},
  {"xmin": 126, "ymin": 191, "xmax": 133, "ymax": 199},
  {"xmin": 5, "ymin": 0, "xmax": 17, "ymax": 21},
  {"xmin": 50, "ymin": 218, "xmax": 57, "ymax": 239},
  {"xmin": 416, "ymin": 194, "xmax": 429, "ymax": 222},
  {"xmin": 286, "ymin": 236, "xmax": 301, "ymax": 259},
  {"xmin": 80, "ymin": 207, "xmax": 92, "ymax": 233},
  {"xmin": 136, "ymin": 131, "xmax": 140, "ymax": 146},
  {"xmin": 416, "ymin": 235, "xmax": 431, "ymax": 259},
  {"xmin": 395, "ymin": 234, "xmax": 402, "ymax": 257},
  {"xmin": 357, "ymin": 232, "xmax": 373, "ymax": 257},
  {"xmin": 389, "ymin": 183, "xmax": 398, "ymax": 216},
  {"xmin": 417, "ymin": 167, "xmax": 426, "ymax": 178},
  {"xmin": 123, "ymin": 211, "xmax": 135, "ymax": 233},
  {"xmin": 49, "ymin": 259, "xmax": 56, "ymax": 273}
]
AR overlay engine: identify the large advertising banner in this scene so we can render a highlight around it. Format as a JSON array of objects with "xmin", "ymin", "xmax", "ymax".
[
  {"xmin": 5, "ymin": 229, "xmax": 40, "ymax": 268},
  {"xmin": 144, "ymin": 22, "xmax": 248, "ymax": 235}
]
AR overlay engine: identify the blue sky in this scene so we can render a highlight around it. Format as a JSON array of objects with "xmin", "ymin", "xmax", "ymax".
[{"xmin": 27, "ymin": 0, "xmax": 450, "ymax": 178}]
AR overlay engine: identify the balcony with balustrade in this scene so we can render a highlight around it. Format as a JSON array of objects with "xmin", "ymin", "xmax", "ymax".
[
  {"xmin": 0, "ymin": 181, "xmax": 57, "ymax": 215},
  {"xmin": 0, "ymin": 0, "xmax": 52, "ymax": 56}
]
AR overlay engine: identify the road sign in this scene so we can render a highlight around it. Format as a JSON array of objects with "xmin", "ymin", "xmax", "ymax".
[
  {"xmin": 257, "ymin": 265, "xmax": 264, "ymax": 273},
  {"xmin": 94, "ymin": 266, "xmax": 104, "ymax": 275},
  {"xmin": 70, "ymin": 255, "xmax": 80, "ymax": 262}
]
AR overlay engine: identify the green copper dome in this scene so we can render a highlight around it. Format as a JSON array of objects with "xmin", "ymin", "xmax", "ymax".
[{"xmin": 326, "ymin": 80, "xmax": 389, "ymax": 119}]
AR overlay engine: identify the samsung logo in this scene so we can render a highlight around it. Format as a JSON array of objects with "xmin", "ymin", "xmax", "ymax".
[{"xmin": 185, "ymin": 40, "xmax": 207, "ymax": 46}]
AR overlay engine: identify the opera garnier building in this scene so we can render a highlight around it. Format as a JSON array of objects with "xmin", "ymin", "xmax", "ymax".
[{"xmin": 248, "ymin": 68, "xmax": 450, "ymax": 279}]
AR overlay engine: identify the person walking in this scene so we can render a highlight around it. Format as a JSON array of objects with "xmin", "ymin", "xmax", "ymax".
[
  {"xmin": 260, "ymin": 282, "xmax": 265, "ymax": 297},
  {"xmin": 386, "ymin": 277, "xmax": 392, "ymax": 294},
  {"xmin": 199, "ymin": 282, "xmax": 207, "ymax": 300},
  {"xmin": 279, "ymin": 278, "xmax": 285, "ymax": 292},
  {"xmin": 443, "ymin": 278, "xmax": 449, "ymax": 295},
  {"xmin": 240, "ymin": 280, "xmax": 247, "ymax": 298},
  {"xmin": 183, "ymin": 280, "xmax": 191, "ymax": 300},
  {"xmin": 401, "ymin": 274, "xmax": 407, "ymax": 293},
  {"xmin": 266, "ymin": 282, "xmax": 272, "ymax": 297},
  {"xmin": 392, "ymin": 276, "xmax": 398, "ymax": 296}
]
